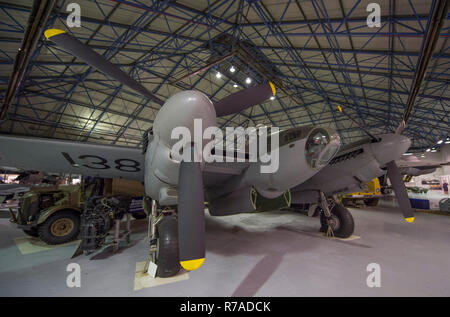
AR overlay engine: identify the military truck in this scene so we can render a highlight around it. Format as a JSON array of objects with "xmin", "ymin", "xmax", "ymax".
[
  {"xmin": 9, "ymin": 182, "xmax": 95, "ymax": 244},
  {"xmin": 9, "ymin": 178, "xmax": 146, "ymax": 244}
]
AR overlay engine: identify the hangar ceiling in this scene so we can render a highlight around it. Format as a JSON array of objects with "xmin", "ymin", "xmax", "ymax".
[{"xmin": 0, "ymin": 0, "xmax": 448, "ymax": 151}]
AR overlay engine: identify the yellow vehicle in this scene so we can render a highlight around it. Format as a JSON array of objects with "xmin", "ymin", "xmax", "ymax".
[{"xmin": 341, "ymin": 178, "xmax": 382, "ymax": 207}]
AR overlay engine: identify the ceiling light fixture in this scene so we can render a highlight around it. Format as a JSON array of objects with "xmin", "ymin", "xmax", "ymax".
[
  {"xmin": 426, "ymin": 148, "xmax": 431, "ymax": 152},
  {"xmin": 229, "ymin": 66, "xmax": 235, "ymax": 73},
  {"xmin": 437, "ymin": 140, "xmax": 443, "ymax": 144},
  {"xmin": 270, "ymin": 96, "xmax": 275, "ymax": 100},
  {"xmin": 245, "ymin": 77, "xmax": 252, "ymax": 84},
  {"xmin": 233, "ymin": 83, "xmax": 238, "ymax": 88},
  {"xmin": 216, "ymin": 72, "xmax": 222, "ymax": 79},
  {"xmin": 402, "ymin": 153, "xmax": 413, "ymax": 156}
]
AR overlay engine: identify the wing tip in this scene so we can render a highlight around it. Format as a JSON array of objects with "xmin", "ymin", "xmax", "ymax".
[
  {"xmin": 180, "ymin": 258, "xmax": 205, "ymax": 271},
  {"xmin": 44, "ymin": 29, "xmax": 66, "ymax": 40},
  {"xmin": 405, "ymin": 217, "xmax": 415, "ymax": 223}
]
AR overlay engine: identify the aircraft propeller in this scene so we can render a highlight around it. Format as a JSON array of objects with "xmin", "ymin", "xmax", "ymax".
[
  {"xmin": 44, "ymin": 29, "xmax": 275, "ymax": 117},
  {"xmin": 177, "ymin": 157, "xmax": 206, "ymax": 270},
  {"xmin": 45, "ymin": 28, "xmax": 277, "ymax": 268},
  {"xmin": 337, "ymin": 106, "xmax": 415, "ymax": 222},
  {"xmin": 385, "ymin": 160, "xmax": 415, "ymax": 222},
  {"xmin": 214, "ymin": 82, "xmax": 276, "ymax": 117},
  {"xmin": 382, "ymin": 119, "xmax": 415, "ymax": 222}
]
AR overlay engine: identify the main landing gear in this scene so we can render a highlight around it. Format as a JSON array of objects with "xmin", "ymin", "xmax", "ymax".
[
  {"xmin": 318, "ymin": 192, "xmax": 354, "ymax": 238},
  {"xmin": 144, "ymin": 198, "xmax": 180, "ymax": 278}
]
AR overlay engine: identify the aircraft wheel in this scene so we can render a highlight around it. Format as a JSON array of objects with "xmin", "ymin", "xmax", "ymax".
[
  {"xmin": 38, "ymin": 210, "xmax": 80, "ymax": 245},
  {"xmin": 364, "ymin": 198, "xmax": 379, "ymax": 206},
  {"xmin": 156, "ymin": 215, "xmax": 180, "ymax": 277},
  {"xmin": 320, "ymin": 204, "xmax": 354, "ymax": 238},
  {"xmin": 22, "ymin": 228, "xmax": 39, "ymax": 237}
]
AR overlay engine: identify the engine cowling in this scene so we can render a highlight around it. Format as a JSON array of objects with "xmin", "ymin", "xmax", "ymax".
[{"xmin": 144, "ymin": 90, "xmax": 217, "ymax": 204}]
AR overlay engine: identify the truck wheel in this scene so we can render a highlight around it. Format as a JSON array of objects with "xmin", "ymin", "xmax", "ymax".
[
  {"xmin": 23, "ymin": 228, "xmax": 39, "ymax": 237},
  {"xmin": 156, "ymin": 215, "xmax": 181, "ymax": 278},
  {"xmin": 38, "ymin": 210, "xmax": 80, "ymax": 245},
  {"xmin": 364, "ymin": 198, "xmax": 379, "ymax": 206},
  {"xmin": 320, "ymin": 204, "xmax": 354, "ymax": 238}
]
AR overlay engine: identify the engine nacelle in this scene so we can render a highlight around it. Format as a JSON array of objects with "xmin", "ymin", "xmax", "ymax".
[
  {"xmin": 144, "ymin": 90, "xmax": 217, "ymax": 204},
  {"xmin": 152, "ymin": 90, "xmax": 217, "ymax": 149}
]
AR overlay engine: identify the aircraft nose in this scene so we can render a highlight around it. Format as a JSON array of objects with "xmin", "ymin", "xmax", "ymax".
[{"xmin": 370, "ymin": 134, "xmax": 412, "ymax": 166}]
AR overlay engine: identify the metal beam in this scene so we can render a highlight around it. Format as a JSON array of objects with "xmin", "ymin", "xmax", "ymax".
[{"xmin": 403, "ymin": 0, "xmax": 450, "ymax": 124}]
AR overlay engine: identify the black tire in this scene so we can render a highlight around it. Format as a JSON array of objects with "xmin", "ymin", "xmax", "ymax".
[
  {"xmin": 38, "ymin": 210, "xmax": 80, "ymax": 245},
  {"xmin": 364, "ymin": 198, "xmax": 379, "ymax": 206},
  {"xmin": 156, "ymin": 216, "xmax": 181, "ymax": 278},
  {"xmin": 22, "ymin": 228, "xmax": 39, "ymax": 237},
  {"xmin": 131, "ymin": 211, "xmax": 147, "ymax": 220},
  {"xmin": 320, "ymin": 204, "xmax": 354, "ymax": 238}
]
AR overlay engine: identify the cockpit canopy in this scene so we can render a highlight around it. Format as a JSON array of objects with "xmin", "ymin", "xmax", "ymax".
[{"xmin": 305, "ymin": 128, "xmax": 340, "ymax": 168}]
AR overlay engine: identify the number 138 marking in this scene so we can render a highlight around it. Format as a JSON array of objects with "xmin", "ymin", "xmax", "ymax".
[{"xmin": 61, "ymin": 152, "xmax": 141, "ymax": 172}]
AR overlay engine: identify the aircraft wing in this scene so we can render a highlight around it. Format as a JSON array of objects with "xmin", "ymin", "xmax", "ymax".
[
  {"xmin": 0, "ymin": 135, "xmax": 144, "ymax": 181},
  {"xmin": 202, "ymin": 161, "xmax": 251, "ymax": 187}
]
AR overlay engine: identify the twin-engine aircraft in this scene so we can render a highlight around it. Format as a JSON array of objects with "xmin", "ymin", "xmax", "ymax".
[{"xmin": 0, "ymin": 29, "xmax": 414, "ymax": 277}]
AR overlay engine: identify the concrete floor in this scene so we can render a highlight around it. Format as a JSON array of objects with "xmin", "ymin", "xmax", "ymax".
[{"xmin": 0, "ymin": 205, "xmax": 449, "ymax": 297}]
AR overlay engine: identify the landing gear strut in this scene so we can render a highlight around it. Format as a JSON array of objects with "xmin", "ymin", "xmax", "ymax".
[
  {"xmin": 144, "ymin": 198, "xmax": 180, "ymax": 278},
  {"xmin": 318, "ymin": 192, "xmax": 354, "ymax": 238}
]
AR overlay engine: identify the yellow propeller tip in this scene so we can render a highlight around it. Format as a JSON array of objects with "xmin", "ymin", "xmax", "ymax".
[
  {"xmin": 269, "ymin": 82, "xmax": 276, "ymax": 96},
  {"xmin": 338, "ymin": 105, "xmax": 343, "ymax": 112},
  {"xmin": 180, "ymin": 258, "xmax": 205, "ymax": 271},
  {"xmin": 44, "ymin": 29, "xmax": 65, "ymax": 39},
  {"xmin": 405, "ymin": 217, "xmax": 415, "ymax": 223}
]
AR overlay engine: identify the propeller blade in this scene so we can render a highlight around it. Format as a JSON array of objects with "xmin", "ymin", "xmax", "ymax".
[
  {"xmin": 44, "ymin": 29, "xmax": 164, "ymax": 106},
  {"xmin": 385, "ymin": 160, "xmax": 415, "ymax": 222},
  {"xmin": 213, "ymin": 82, "xmax": 276, "ymax": 117},
  {"xmin": 177, "ymin": 160, "xmax": 205, "ymax": 271},
  {"xmin": 337, "ymin": 105, "xmax": 379, "ymax": 142},
  {"xmin": 395, "ymin": 120, "xmax": 406, "ymax": 134}
]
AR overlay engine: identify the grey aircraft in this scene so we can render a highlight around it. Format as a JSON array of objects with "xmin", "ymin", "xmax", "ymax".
[{"xmin": 0, "ymin": 29, "xmax": 415, "ymax": 277}]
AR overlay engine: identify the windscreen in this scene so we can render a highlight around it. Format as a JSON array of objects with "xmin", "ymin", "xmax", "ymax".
[{"xmin": 318, "ymin": 143, "xmax": 340, "ymax": 165}]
